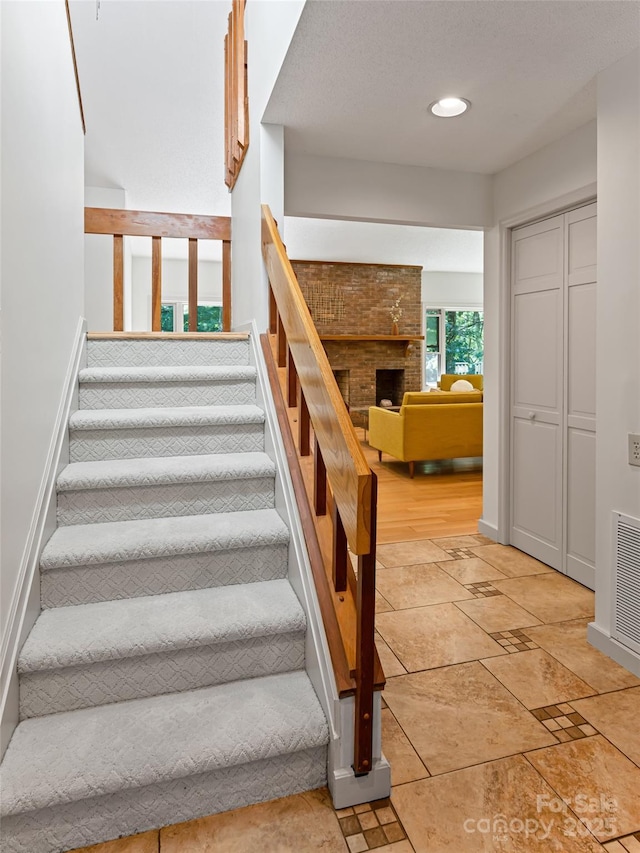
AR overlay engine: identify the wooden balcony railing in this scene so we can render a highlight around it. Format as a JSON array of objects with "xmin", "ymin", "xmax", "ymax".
[
  {"xmin": 261, "ymin": 205, "xmax": 383, "ymax": 776},
  {"xmin": 85, "ymin": 208, "xmax": 232, "ymax": 332}
]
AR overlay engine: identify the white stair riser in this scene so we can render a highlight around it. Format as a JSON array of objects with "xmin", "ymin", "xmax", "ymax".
[
  {"xmin": 79, "ymin": 380, "xmax": 256, "ymax": 410},
  {"xmin": 57, "ymin": 477, "xmax": 275, "ymax": 525},
  {"xmin": 1, "ymin": 745, "xmax": 327, "ymax": 853},
  {"xmin": 69, "ymin": 425, "xmax": 264, "ymax": 462},
  {"xmin": 87, "ymin": 339, "xmax": 250, "ymax": 368},
  {"xmin": 20, "ymin": 632, "xmax": 305, "ymax": 717},
  {"xmin": 41, "ymin": 545, "xmax": 289, "ymax": 608}
]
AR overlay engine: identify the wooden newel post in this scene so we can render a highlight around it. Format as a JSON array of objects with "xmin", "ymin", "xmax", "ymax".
[{"xmin": 353, "ymin": 471, "xmax": 378, "ymax": 776}]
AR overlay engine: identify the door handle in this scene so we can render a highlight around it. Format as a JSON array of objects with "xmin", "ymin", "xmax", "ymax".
[{"xmin": 528, "ymin": 411, "xmax": 536, "ymax": 420}]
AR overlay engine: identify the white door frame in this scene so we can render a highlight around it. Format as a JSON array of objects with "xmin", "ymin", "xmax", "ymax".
[{"xmin": 496, "ymin": 182, "xmax": 597, "ymax": 545}]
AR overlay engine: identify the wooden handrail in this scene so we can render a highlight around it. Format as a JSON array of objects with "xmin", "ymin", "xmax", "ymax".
[
  {"xmin": 261, "ymin": 206, "xmax": 373, "ymax": 556},
  {"xmin": 85, "ymin": 208, "xmax": 232, "ymax": 333},
  {"xmin": 261, "ymin": 204, "xmax": 380, "ymax": 776}
]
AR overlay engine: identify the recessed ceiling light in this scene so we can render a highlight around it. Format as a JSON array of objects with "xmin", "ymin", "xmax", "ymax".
[{"xmin": 429, "ymin": 97, "xmax": 471, "ymax": 118}]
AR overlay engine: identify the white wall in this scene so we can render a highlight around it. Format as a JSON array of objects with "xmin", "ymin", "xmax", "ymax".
[
  {"xmin": 492, "ymin": 122, "xmax": 597, "ymax": 219},
  {"xmin": 85, "ymin": 186, "xmax": 132, "ymax": 332},
  {"xmin": 285, "ymin": 151, "xmax": 493, "ymax": 230},
  {"xmin": 1, "ymin": 0, "xmax": 85, "ymax": 744},
  {"xmin": 230, "ymin": 0, "xmax": 306, "ymax": 330},
  {"xmin": 131, "ymin": 257, "xmax": 222, "ymax": 331},
  {"xmin": 481, "ymin": 121, "xmax": 597, "ymax": 538},
  {"xmin": 593, "ymin": 50, "xmax": 640, "ymax": 644},
  {"xmin": 422, "ymin": 272, "xmax": 483, "ymax": 309}
]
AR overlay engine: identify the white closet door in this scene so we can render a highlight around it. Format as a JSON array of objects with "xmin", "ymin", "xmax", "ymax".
[
  {"xmin": 565, "ymin": 203, "xmax": 597, "ymax": 589},
  {"xmin": 510, "ymin": 215, "xmax": 564, "ymax": 569}
]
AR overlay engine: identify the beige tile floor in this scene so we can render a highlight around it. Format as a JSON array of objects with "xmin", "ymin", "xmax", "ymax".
[{"xmin": 75, "ymin": 537, "xmax": 640, "ymax": 853}]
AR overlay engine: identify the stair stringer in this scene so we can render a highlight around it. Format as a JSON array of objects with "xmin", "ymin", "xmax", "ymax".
[{"xmin": 244, "ymin": 322, "xmax": 391, "ymax": 809}]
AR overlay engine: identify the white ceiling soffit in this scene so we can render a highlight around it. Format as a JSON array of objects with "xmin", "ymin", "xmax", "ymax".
[
  {"xmin": 265, "ymin": 0, "xmax": 640, "ymax": 175},
  {"xmin": 70, "ymin": 0, "xmax": 231, "ymax": 260},
  {"xmin": 284, "ymin": 217, "xmax": 483, "ymax": 273}
]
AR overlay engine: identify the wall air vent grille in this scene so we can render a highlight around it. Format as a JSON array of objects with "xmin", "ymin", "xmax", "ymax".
[{"xmin": 613, "ymin": 512, "xmax": 640, "ymax": 654}]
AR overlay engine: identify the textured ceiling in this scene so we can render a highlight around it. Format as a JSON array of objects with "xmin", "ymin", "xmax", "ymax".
[
  {"xmin": 284, "ymin": 217, "xmax": 483, "ymax": 272},
  {"xmin": 265, "ymin": 0, "xmax": 640, "ymax": 174}
]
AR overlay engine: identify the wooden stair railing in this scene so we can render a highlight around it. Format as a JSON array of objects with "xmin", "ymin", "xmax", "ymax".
[
  {"xmin": 261, "ymin": 205, "xmax": 383, "ymax": 776},
  {"xmin": 85, "ymin": 208, "xmax": 232, "ymax": 332}
]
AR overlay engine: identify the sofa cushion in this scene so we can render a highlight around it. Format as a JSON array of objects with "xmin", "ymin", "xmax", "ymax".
[
  {"xmin": 450, "ymin": 379, "xmax": 475, "ymax": 392},
  {"xmin": 402, "ymin": 391, "xmax": 482, "ymax": 406},
  {"xmin": 439, "ymin": 374, "xmax": 483, "ymax": 391}
]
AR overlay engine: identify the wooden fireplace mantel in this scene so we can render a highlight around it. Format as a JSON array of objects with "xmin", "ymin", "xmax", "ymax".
[{"xmin": 319, "ymin": 334, "xmax": 424, "ymax": 357}]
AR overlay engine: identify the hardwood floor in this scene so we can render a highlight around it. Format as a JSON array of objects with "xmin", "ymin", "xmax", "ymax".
[{"xmin": 357, "ymin": 429, "xmax": 483, "ymax": 544}]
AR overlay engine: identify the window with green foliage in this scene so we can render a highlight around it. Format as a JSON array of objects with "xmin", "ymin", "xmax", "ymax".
[
  {"xmin": 444, "ymin": 310, "xmax": 483, "ymax": 375},
  {"xmin": 424, "ymin": 308, "xmax": 484, "ymax": 384},
  {"xmin": 161, "ymin": 305, "xmax": 175, "ymax": 332},
  {"xmin": 161, "ymin": 302, "xmax": 222, "ymax": 333}
]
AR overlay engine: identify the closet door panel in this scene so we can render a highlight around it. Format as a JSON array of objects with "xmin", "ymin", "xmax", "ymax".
[
  {"xmin": 510, "ymin": 216, "xmax": 564, "ymax": 569},
  {"xmin": 567, "ymin": 428, "xmax": 596, "ymax": 581},
  {"xmin": 568, "ymin": 282, "xmax": 597, "ymax": 419},
  {"xmin": 511, "ymin": 418, "xmax": 562, "ymax": 567},
  {"xmin": 565, "ymin": 203, "xmax": 597, "ymax": 588},
  {"xmin": 513, "ymin": 289, "xmax": 561, "ymax": 414}
]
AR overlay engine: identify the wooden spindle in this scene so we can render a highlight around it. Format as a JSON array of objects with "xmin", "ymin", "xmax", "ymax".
[
  {"xmin": 188, "ymin": 238, "xmax": 198, "ymax": 332},
  {"xmin": 354, "ymin": 471, "xmax": 377, "ymax": 776},
  {"xmin": 113, "ymin": 234, "xmax": 124, "ymax": 331},
  {"xmin": 222, "ymin": 239, "xmax": 231, "ymax": 332},
  {"xmin": 314, "ymin": 435, "xmax": 327, "ymax": 516},
  {"xmin": 332, "ymin": 503, "xmax": 348, "ymax": 592},
  {"xmin": 299, "ymin": 389, "xmax": 310, "ymax": 456},
  {"xmin": 151, "ymin": 236, "xmax": 162, "ymax": 332},
  {"xmin": 269, "ymin": 286, "xmax": 277, "ymax": 334},
  {"xmin": 287, "ymin": 347, "xmax": 297, "ymax": 408},
  {"xmin": 277, "ymin": 313, "xmax": 287, "ymax": 368}
]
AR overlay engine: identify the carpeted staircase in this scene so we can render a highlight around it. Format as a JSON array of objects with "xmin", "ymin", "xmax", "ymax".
[{"xmin": 0, "ymin": 335, "xmax": 329, "ymax": 853}]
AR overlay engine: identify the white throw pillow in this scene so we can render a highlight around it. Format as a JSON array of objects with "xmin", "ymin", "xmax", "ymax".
[{"xmin": 450, "ymin": 379, "xmax": 475, "ymax": 392}]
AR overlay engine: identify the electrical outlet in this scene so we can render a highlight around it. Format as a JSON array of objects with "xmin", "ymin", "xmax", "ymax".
[{"xmin": 629, "ymin": 434, "xmax": 640, "ymax": 467}]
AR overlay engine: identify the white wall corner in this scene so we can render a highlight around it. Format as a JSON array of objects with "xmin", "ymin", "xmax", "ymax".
[
  {"xmin": 477, "ymin": 519, "xmax": 499, "ymax": 542},
  {"xmin": 0, "ymin": 319, "xmax": 87, "ymax": 759},
  {"xmin": 587, "ymin": 623, "xmax": 640, "ymax": 678}
]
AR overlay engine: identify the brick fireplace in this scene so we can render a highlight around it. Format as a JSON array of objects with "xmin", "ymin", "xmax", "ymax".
[{"xmin": 292, "ymin": 260, "xmax": 423, "ymax": 412}]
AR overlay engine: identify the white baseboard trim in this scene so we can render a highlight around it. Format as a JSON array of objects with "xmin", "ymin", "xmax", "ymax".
[
  {"xmin": 477, "ymin": 518, "xmax": 499, "ymax": 542},
  {"xmin": 329, "ymin": 757, "xmax": 392, "ymax": 810},
  {"xmin": 587, "ymin": 623, "xmax": 640, "ymax": 677},
  {"xmin": 0, "ymin": 318, "xmax": 86, "ymax": 758}
]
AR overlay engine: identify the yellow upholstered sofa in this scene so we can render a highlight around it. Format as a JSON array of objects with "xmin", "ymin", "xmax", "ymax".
[{"xmin": 368, "ymin": 391, "xmax": 483, "ymax": 478}]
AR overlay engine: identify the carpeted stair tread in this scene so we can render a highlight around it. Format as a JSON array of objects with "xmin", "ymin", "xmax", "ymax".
[
  {"xmin": 56, "ymin": 452, "xmax": 275, "ymax": 492},
  {"xmin": 79, "ymin": 365, "xmax": 256, "ymax": 384},
  {"xmin": 68, "ymin": 405, "xmax": 264, "ymax": 431},
  {"xmin": 40, "ymin": 509, "xmax": 290, "ymax": 570},
  {"xmin": 0, "ymin": 670, "xmax": 328, "ymax": 817},
  {"xmin": 19, "ymin": 580, "xmax": 305, "ymax": 673},
  {"xmin": 86, "ymin": 337, "xmax": 250, "ymax": 368}
]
